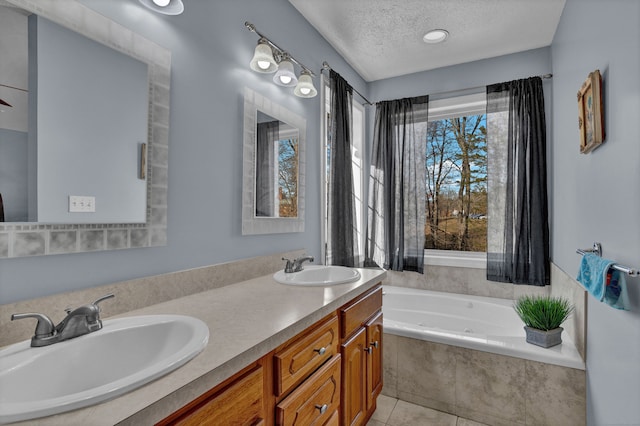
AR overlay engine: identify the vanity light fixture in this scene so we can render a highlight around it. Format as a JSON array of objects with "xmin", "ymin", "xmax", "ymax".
[
  {"xmin": 245, "ymin": 21, "xmax": 317, "ymax": 98},
  {"xmin": 294, "ymin": 70, "xmax": 317, "ymax": 98},
  {"xmin": 250, "ymin": 38, "xmax": 278, "ymax": 73},
  {"xmin": 423, "ymin": 29, "xmax": 449, "ymax": 44},
  {"xmin": 138, "ymin": 0, "xmax": 184, "ymax": 15},
  {"xmin": 273, "ymin": 54, "xmax": 298, "ymax": 87}
]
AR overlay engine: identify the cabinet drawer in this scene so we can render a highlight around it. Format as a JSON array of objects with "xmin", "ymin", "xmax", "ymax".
[
  {"xmin": 340, "ymin": 285, "xmax": 382, "ymax": 339},
  {"xmin": 274, "ymin": 314, "xmax": 339, "ymax": 397},
  {"xmin": 276, "ymin": 354, "xmax": 341, "ymax": 426},
  {"xmin": 323, "ymin": 409, "xmax": 339, "ymax": 426}
]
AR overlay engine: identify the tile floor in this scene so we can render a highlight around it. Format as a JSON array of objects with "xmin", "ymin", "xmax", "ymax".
[{"xmin": 367, "ymin": 395, "xmax": 489, "ymax": 426}]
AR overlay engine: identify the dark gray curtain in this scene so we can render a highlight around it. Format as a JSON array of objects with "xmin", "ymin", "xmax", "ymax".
[
  {"xmin": 255, "ymin": 120, "xmax": 279, "ymax": 217},
  {"xmin": 328, "ymin": 70, "xmax": 357, "ymax": 266},
  {"xmin": 366, "ymin": 95, "xmax": 429, "ymax": 273},
  {"xmin": 486, "ymin": 77, "xmax": 550, "ymax": 286}
]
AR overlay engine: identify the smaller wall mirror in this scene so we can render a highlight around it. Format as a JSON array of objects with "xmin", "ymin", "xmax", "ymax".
[{"xmin": 242, "ymin": 87, "xmax": 305, "ymax": 235}]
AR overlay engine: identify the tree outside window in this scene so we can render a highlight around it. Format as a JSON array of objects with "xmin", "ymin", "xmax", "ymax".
[{"xmin": 425, "ymin": 114, "xmax": 487, "ymax": 251}]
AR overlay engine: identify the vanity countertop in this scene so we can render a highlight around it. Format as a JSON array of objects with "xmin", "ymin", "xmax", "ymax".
[{"xmin": 13, "ymin": 267, "xmax": 385, "ymax": 426}]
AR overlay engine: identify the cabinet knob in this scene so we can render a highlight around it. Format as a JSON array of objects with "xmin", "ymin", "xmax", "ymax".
[
  {"xmin": 315, "ymin": 404, "xmax": 328, "ymax": 414},
  {"xmin": 364, "ymin": 347, "xmax": 372, "ymax": 354},
  {"xmin": 314, "ymin": 347, "xmax": 326, "ymax": 356},
  {"xmin": 370, "ymin": 340, "xmax": 379, "ymax": 349}
]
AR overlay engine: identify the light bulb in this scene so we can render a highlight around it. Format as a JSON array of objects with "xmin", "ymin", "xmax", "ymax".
[
  {"xmin": 279, "ymin": 75, "xmax": 292, "ymax": 85},
  {"xmin": 153, "ymin": 0, "xmax": 170, "ymax": 6},
  {"xmin": 300, "ymin": 87, "xmax": 311, "ymax": 95},
  {"xmin": 257, "ymin": 60, "xmax": 271, "ymax": 70}
]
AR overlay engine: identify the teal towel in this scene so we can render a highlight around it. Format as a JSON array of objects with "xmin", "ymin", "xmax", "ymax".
[{"xmin": 577, "ymin": 253, "xmax": 629, "ymax": 310}]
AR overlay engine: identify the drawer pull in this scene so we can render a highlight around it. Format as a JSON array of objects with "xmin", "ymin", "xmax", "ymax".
[
  {"xmin": 370, "ymin": 340, "xmax": 379, "ymax": 349},
  {"xmin": 314, "ymin": 347, "xmax": 327, "ymax": 356},
  {"xmin": 315, "ymin": 404, "xmax": 328, "ymax": 414},
  {"xmin": 364, "ymin": 346, "xmax": 372, "ymax": 354}
]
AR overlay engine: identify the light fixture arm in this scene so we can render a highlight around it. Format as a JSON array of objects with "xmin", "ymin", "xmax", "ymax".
[{"xmin": 245, "ymin": 21, "xmax": 315, "ymax": 77}]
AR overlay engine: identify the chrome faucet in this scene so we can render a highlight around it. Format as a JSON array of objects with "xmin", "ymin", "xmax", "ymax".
[
  {"xmin": 282, "ymin": 255, "xmax": 314, "ymax": 273},
  {"xmin": 11, "ymin": 293, "xmax": 115, "ymax": 347}
]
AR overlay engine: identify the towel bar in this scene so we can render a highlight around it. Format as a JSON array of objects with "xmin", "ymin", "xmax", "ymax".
[{"xmin": 577, "ymin": 242, "xmax": 640, "ymax": 277}]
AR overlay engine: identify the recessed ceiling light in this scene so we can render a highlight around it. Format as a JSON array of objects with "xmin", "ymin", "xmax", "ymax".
[{"xmin": 423, "ymin": 29, "xmax": 449, "ymax": 44}]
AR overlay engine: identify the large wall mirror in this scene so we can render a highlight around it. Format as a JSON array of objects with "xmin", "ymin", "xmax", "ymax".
[
  {"xmin": 242, "ymin": 87, "xmax": 305, "ymax": 235},
  {"xmin": 0, "ymin": 0, "xmax": 171, "ymax": 258}
]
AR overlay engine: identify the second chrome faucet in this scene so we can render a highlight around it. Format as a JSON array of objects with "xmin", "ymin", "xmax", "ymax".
[
  {"xmin": 11, "ymin": 293, "xmax": 115, "ymax": 347},
  {"xmin": 282, "ymin": 255, "xmax": 314, "ymax": 273}
]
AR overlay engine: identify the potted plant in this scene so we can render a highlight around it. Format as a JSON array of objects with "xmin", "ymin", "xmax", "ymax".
[{"xmin": 514, "ymin": 295, "xmax": 574, "ymax": 348}]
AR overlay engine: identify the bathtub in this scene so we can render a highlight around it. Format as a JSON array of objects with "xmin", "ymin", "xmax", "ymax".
[{"xmin": 382, "ymin": 285, "xmax": 584, "ymax": 370}]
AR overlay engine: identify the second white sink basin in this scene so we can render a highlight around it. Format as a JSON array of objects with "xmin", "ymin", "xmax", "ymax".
[
  {"xmin": 274, "ymin": 265, "xmax": 361, "ymax": 286},
  {"xmin": 0, "ymin": 314, "xmax": 209, "ymax": 423}
]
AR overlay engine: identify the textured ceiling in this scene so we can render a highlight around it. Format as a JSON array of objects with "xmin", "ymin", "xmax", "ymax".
[{"xmin": 288, "ymin": 0, "xmax": 566, "ymax": 82}]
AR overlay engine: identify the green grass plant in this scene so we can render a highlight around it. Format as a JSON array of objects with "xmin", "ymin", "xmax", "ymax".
[{"xmin": 514, "ymin": 295, "xmax": 573, "ymax": 331}]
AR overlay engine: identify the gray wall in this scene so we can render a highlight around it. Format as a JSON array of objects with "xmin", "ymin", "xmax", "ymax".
[
  {"xmin": 551, "ymin": 0, "xmax": 640, "ymax": 424},
  {"xmin": 0, "ymin": 129, "xmax": 28, "ymax": 222},
  {"xmin": 0, "ymin": 0, "xmax": 367, "ymax": 304},
  {"xmin": 33, "ymin": 16, "xmax": 148, "ymax": 223}
]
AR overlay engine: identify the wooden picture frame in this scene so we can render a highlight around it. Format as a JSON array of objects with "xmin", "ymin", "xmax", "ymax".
[{"xmin": 577, "ymin": 69, "xmax": 605, "ymax": 153}]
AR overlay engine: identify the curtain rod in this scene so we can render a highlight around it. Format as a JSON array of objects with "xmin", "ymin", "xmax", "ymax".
[
  {"xmin": 417, "ymin": 73, "xmax": 553, "ymax": 101},
  {"xmin": 320, "ymin": 64, "xmax": 552, "ymax": 106},
  {"xmin": 321, "ymin": 61, "xmax": 374, "ymax": 106}
]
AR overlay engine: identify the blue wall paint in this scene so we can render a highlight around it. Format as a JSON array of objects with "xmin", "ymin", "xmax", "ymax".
[
  {"xmin": 34, "ymin": 16, "xmax": 148, "ymax": 223},
  {"xmin": 0, "ymin": 129, "xmax": 28, "ymax": 222},
  {"xmin": 369, "ymin": 47, "xmax": 552, "ymax": 103},
  {"xmin": 551, "ymin": 0, "xmax": 640, "ymax": 424},
  {"xmin": 0, "ymin": 0, "xmax": 367, "ymax": 304}
]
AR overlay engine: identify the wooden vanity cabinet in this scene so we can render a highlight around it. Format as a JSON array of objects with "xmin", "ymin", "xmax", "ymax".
[
  {"xmin": 339, "ymin": 285, "xmax": 383, "ymax": 426},
  {"xmin": 157, "ymin": 284, "xmax": 382, "ymax": 426}
]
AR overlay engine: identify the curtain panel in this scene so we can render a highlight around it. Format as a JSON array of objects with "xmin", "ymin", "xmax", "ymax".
[
  {"xmin": 255, "ymin": 120, "xmax": 278, "ymax": 217},
  {"xmin": 366, "ymin": 95, "xmax": 429, "ymax": 273},
  {"xmin": 327, "ymin": 70, "xmax": 358, "ymax": 266},
  {"xmin": 486, "ymin": 77, "xmax": 550, "ymax": 286}
]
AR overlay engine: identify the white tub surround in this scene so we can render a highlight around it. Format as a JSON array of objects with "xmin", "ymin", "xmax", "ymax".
[
  {"xmin": 382, "ymin": 285, "xmax": 586, "ymax": 425},
  {"xmin": 383, "ymin": 285, "xmax": 584, "ymax": 370},
  {"xmin": 1, "ymin": 267, "xmax": 385, "ymax": 425}
]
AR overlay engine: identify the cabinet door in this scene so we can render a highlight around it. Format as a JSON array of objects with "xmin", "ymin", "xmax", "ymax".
[
  {"xmin": 341, "ymin": 327, "xmax": 367, "ymax": 426},
  {"xmin": 365, "ymin": 311, "xmax": 383, "ymax": 410},
  {"xmin": 158, "ymin": 364, "xmax": 265, "ymax": 426}
]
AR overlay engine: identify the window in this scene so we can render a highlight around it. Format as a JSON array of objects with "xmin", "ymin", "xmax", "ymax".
[
  {"xmin": 276, "ymin": 129, "xmax": 299, "ymax": 218},
  {"xmin": 425, "ymin": 93, "xmax": 487, "ymax": 253}
]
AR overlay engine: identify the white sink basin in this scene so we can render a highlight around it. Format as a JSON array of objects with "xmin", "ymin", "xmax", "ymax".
[
  {"xmin": 274, "ymin": 265, "xmax": 361, "ymax": 286},
  {"xmin": 0, "ymin": 314, "xmax": 209, "ymax": 423}
]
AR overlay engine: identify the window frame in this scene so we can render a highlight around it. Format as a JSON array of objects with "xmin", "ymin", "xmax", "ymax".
[{"xmin": 424, "ymin": 92, "xmax": 488, "ymax": 269}]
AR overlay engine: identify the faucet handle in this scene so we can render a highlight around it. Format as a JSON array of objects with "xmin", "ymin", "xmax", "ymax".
[
  {"xmin": 11, "ymin": 312, "xmax": 55, "ymax": 338},
  {"xmin": 282, "ymin": 258, "xmax": 294, "ymax": 273},
  {"xmin": 92, "ymin": 293, "xmax": 115, "ymax": 310}
]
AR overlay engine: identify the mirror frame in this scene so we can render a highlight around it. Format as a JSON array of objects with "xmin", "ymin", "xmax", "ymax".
[
  {"xmin": 242, "ymin": 87, "xmax": 305, "ymax": 235},
  {"xmin": 0, "ymin": 0, "xmax": 171, "ymax": 258}
]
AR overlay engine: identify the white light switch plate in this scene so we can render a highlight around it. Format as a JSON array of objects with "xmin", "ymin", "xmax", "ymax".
[{"xmin": 69, "ymin": 196, "xmax": 96, "ymax": 213}]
